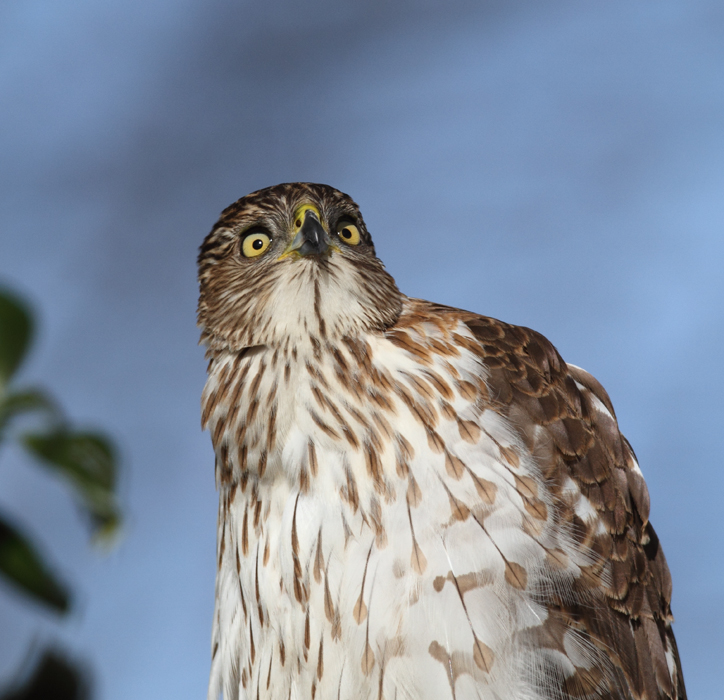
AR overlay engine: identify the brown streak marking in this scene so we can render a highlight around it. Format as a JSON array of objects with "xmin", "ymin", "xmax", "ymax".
[
  {"xmin": 201, "ymin": 361, "xmax": 231, "ymax": 428},
  {"xmin": 429, "ymin": 338, "xmax": 457, "ymax": 358},
  {"xmin": 306, "ymin": 361, "xmax": 330, "ymax": 389},
  {"xmin": 401, "ymin": 371, "xmax": 436, "ymax": 400},
  {"xmin": 310, "ymin": 410, "xmax": 340, "ymax": 440},
  {"xmin": 241, "ymin": 507, "xmax": 249, "ymax": 556},
  {"xmin": 457, "ymin": 380, "xmax": 477, "ymax": 401},
  {"xmin": 443, "ymin": 361, "xmax": 461, "ymax": 380},
  {"xmin": 225, "ymin": 400, "xmax": 241, "ymax": 442},
  {"xmin": 310, "ymin": 335, "xmax": 322, "ymax": 362},
  {"xmin": 446, "ymin": 566, "xmax": 496, "ymax": 674},
  {"xmin": 248, "ymin": 361, "xmax": 266, "ymax": 397},
  {"xmin": 344, "ymin": 402, "xmax": 369, "ymax": 428},
  {"xmin": 317, "ymin": 638, "xmax": 324, "ymax": 681},
  {"xmin": 279, "ymin": 639, "xmax": 285, "ymax": 667},
  {"xmin": 364, "ymin": 446, "xmax": 385, "ymax": 493},
  {"xmin": 369, "ymin": 389, "xmax": 394, "ymax": 412},
  {"xmin": 304, "ymin": 609, "xmax": 310, "ymax": 655},
  {"xmin": 255, "ymin": 546, "xmax": 264, "ymax": 626},
  {"xmin": 257, "ymin": 450, "xmax": 268, "ymax": 479},
  {"xmin": 451, "ymin": 332, "xmax": 484, "ymax": 354},
  {"xmin": 254, "ymin": 496, "xmax": 262, "ymax": 529},
  {"xmin": 246, "ymin": 398, "xmax": 259, "ymax": 426},
  {"xmin": 458, "ymin": 419, "xmax": 481, "ymax": 444},
  {"xmin": 370, "ymin": 496, "xmax": 388, "ymax": 548},
  {"xmin": 331, "ymin": 346, "xmax": 349, "ymax": 374},
  {"xmin": 266, "ymin": 407, "xmax": 277, "ymax": 454},
  {"xmin": 313, "ymin": 528, "xmax": 324, "ymax": 584},
  {"xmin": 387, "ymin": 333, "xmax": 433, "ymax": 365},
  {"xmin": 473, "ymin": 637, "xmax": 495, "ymax": 673},
  {"xmin": 396, "ymin": 383, "xmax": 437, "ymax": 429},
  {"xmin": 249, "ymin": 618, "xmax": 255, "ymax": 664},
  {"xmin": 212, "ymin": 419, "xmax": 225, "ymax": 449},
  {"xmin": 426, "ymin": 428, "xmax": 445, "ymax": 454},
  {"xmin": 320, "ymin": 394, "xmax": 358, "ymax": 448},
  {"xmin": 311, "ymin": 384, "xmax": 326, "ymax": 411},
  {"xmin": 370, "ymin": 411, "xmax": 393, "ymax": 441},
  {"xmin": 499, "ymin": 444, "xmax": 519, "ymax": 467},
  {"xmin": 407, "ymin": 501, "xmax": 427, "ymax": 574},
  {"xmin": 466, "ymin": 467, "xmax": 497, "ymax": 504},
  {"xmin": 237, "ymin": 440, "xmax": 248, "ymax": 473},
  {"xmin": 342, "ymin": 336, "xmax": 373, "ymax": 373},
  {"xmin": 343, "ymin": 464, "xmax": 360, "ymax": 512},
  {"xmin": 266, "ymin": 654, "xmax": 273, "ymax": 690},
  {"xmin": 353, "ymin": 544, "xmax": 373, "ymax": 624},
  {"xmin": 299, "ymin": 464, "xmax": 309, "ymax": 493},
  {"xmin": 291, "ymin": 494, "xmax": 305, "ymax": 604},
  {"xmin": 427, "ymin": 641, "xmax": 455, "ymax": 695},
  {"xmin": 440, "ymin": 401, "xmax": 457, "ymax": 421},
  {"xmin": 263, "ymin": 538, "xmax": 270, "ymax": 567},
  {"xmin": 433, "ymin": 569, "xmax": 494, "ymax": 594},
  {"xmin": 334, "ymin": 365, "xmax": 352, "ymax": 390},
  {"xmin": 407, "ymin": 475, "xmax": 422, "ymax": 507},
  {"xmin": 471, "ymin": 512, "xmax": 527, "ymax": 590},
  {"xmin": 324, "ymin": 563, "xmax": 335, "ymax": 625},
  {"xmin": 445, "ymin": 451, "xmax": 465, "ymax": 480},
  {"xmin": 397, "ymin": 433, "xmax": 414, "ymax": 461},
  {"xmin": 266, "ymin": 381, "xmax": 277, "ymax": 408},
  {"xmin": 396, "ymin": 453, "xmax": 409, "ymax": 478},
  {"xmin": 308, "ymin": 441, "xmax": 318, "ymax": 477},
  {"xmin": 362, "ymin": 605, "xmax": 375, "ymax": 676},
  {"xmin": 422, "ymin": 369, "xmax": 454, "ymax": 400},
  {"xmin": 524, "ymin": 497, "xmax": 548, "ymax": 521},
  {"xmin": 442, "ymin": 481, "xmax": 470, "ymax": 522}
]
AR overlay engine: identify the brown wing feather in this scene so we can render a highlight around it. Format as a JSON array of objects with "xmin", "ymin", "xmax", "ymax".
[{"xmin": 415, "ymin": 301, "xmax": 686, "ymax": 700}]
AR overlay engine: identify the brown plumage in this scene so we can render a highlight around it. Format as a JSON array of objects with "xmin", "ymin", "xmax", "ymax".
[{"xmin": 199, "ymin": 182, "xmax": 686, "ymax": 700}]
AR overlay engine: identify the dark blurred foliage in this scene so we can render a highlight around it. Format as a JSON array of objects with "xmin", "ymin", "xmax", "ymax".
[
  {"xmin": 0, "ymin": 650, "xmax": 90, "ymax": 700},
  {"xmin": 0, "ymin": 288, "xmax": 121, "ymax": 699}
]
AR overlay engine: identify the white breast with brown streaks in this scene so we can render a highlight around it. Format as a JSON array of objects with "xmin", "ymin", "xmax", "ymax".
[{"xmin": 202, "ymin": 318, "xmax": 599, "ymax": 700}]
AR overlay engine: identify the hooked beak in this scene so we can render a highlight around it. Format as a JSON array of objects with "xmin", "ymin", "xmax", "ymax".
[{"xmin": 284, "ymin": 209, "xmax": 332, "ymax": 257}]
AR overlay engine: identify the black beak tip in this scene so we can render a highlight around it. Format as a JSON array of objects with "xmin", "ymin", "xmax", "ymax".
[{"xmin": 299, "ymin": 213, "xmax": 328, "ymax": 256}]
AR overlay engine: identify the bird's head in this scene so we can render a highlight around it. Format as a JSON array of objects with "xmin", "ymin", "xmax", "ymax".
[{"xmin": 198, "ymin": 183, "xmax": 403, "ymax": 351}]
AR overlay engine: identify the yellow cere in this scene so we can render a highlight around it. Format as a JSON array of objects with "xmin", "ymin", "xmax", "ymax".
[
  {"xmin": 242, "ymin": 231, "xmax": 271, "ymax": 258},
  {"xmin": 337, "ymin": 222, "xmax": 361, "ymax": 246},
  {"xmin": 293, "ymin": 204, "xmax": 323, "ymax": 230}
]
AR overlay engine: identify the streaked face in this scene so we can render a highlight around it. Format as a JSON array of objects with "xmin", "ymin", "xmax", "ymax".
[{"xmin": 197, "ymin": 183, "xmax": 403, "ymax": 351}]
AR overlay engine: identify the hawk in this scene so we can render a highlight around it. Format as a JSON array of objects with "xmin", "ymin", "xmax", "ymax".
[{"xmin": 198, "ymin": 183, "xmax": 686, "ymax": 700}]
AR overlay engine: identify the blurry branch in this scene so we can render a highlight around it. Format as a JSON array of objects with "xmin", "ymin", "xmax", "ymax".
[{"xmin": 0, "ymin": 287, "xmax": 123, "ymax": 699}]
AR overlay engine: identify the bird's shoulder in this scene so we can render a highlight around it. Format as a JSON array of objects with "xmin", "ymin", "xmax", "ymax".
[{"xmin": 386, "ymin": 297, "xmax": 686, "ymax": 700}]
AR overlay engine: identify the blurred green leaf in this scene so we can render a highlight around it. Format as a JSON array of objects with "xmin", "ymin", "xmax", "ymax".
[
  {"xmin": 0, "ymin": 290, "xmax": 34, "ymax": 388},
  {"xmin": 21, "ymin": 431, "xmax": 121, "ymax": 541},
  {"xmin": 0, "ymin": 390, "xmax": 58, "ymax": 442},
  {"xmin": 0, "ymin": 649, "xmax": 90, "ymax": 700},
  {"xmin": 0, "ymin": 516, "xmax": 70, "ymax": 613}
]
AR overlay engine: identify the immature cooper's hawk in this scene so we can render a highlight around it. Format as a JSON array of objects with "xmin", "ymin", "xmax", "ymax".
[{"xmin": 198, "ymin": 183, "xmax": 686, "ymax": 700}]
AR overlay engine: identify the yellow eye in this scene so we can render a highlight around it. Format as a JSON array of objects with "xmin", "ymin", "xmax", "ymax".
[
  {"xmin": 241, "ymin": 231, "xmax": 271, "ymax": 258},
  {"xmin": 337, "ymin": 222, "xmax": 361, "ymax": 246}
]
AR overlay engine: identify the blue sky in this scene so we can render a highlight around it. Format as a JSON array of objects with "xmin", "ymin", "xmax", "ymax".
[{"xmin": 1, "ymin": 0, "xmax": 722, "ymax": 697}]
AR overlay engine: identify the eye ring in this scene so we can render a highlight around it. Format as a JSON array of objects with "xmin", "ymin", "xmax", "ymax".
[
  {"xmin": 336, "ymin": 220, "xmax": 361, "ymax": 246},
  {"xmin": 241, "ymin": 229, "xmax": 272, "ymax": 258}
]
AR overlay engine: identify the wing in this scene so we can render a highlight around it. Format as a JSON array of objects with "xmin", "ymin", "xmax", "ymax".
[{"xmin": 443, "ymin": 306, "xmax": 687, "ymax": 700}]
